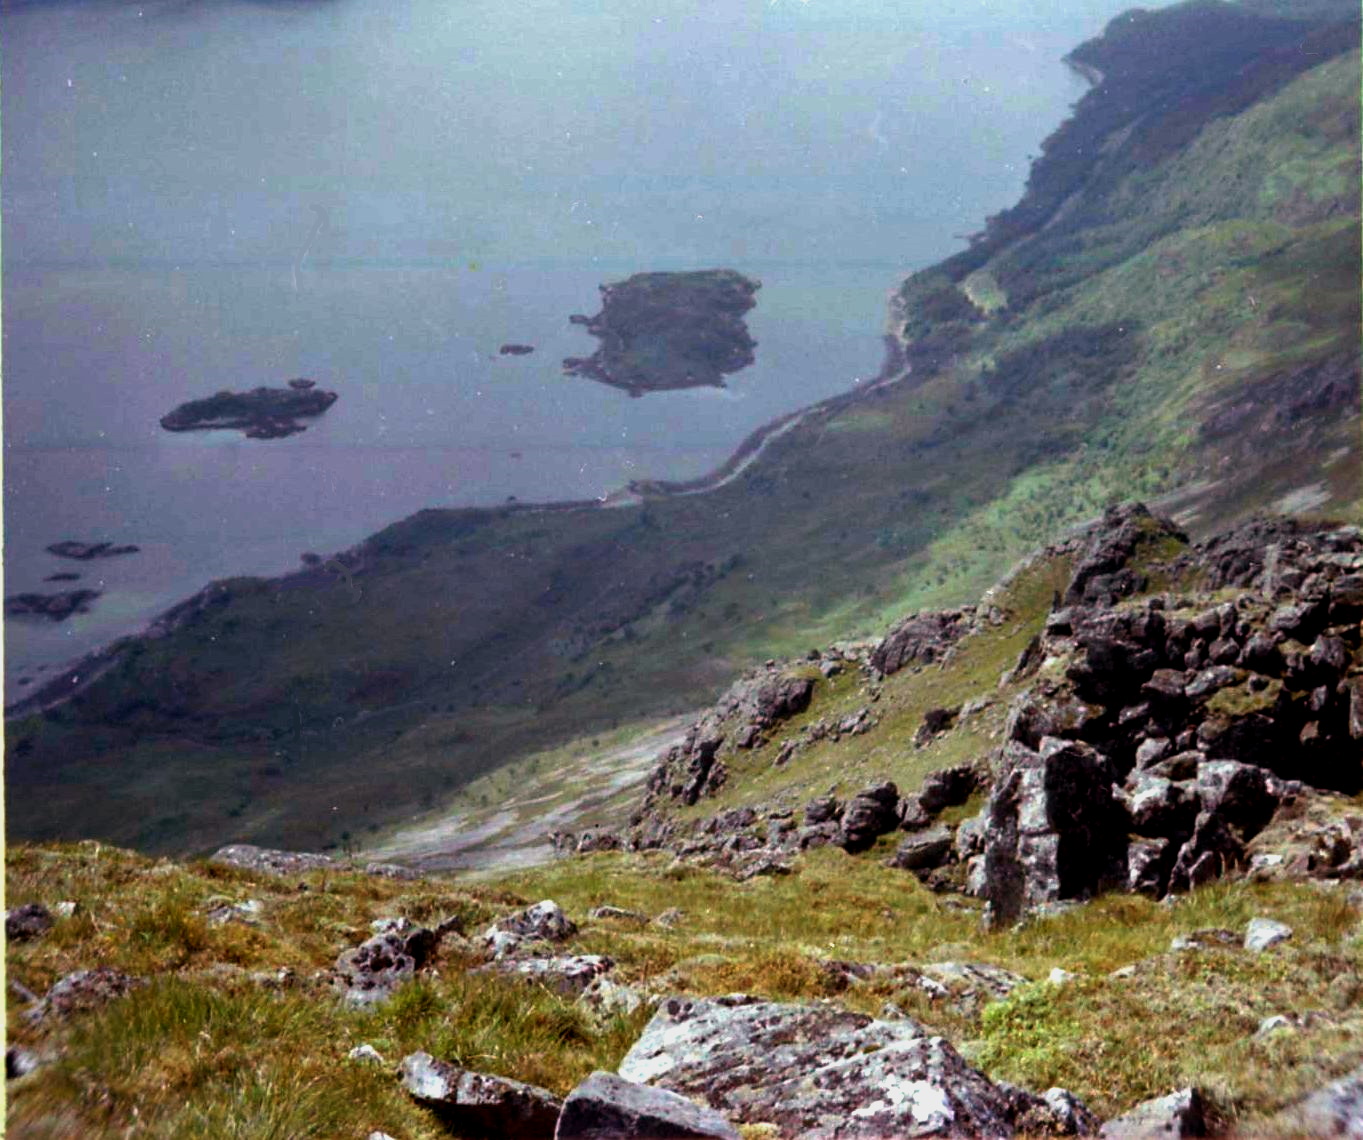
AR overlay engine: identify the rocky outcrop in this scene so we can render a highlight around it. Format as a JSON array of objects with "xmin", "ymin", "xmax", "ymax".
[
  {"xmin": 871, "ymin": 609, "xmax": 976, "ymax": 676},
  {"xmin": 556, "ymin": 1071, "xmax": 739, "ymax": 1140},
  {"xmin": 208, "ymin": 844, "xmax": 417, "ymax": 880},
  {"xmin": 616, "ymin": 994, "xmax": 1093, "ymax": 1138},
  {"xmin": 980, "ymin": 737, "xmax": 1129, "ymax": 926},
  {"xmin": 643, "ymin": 665, "xmax": 816, "ymax": 807},
  {"xmin": 400, "ymin": 1051, "xmax": 562, "ymax": 1139},
  {"xmin": 474, "ymin": 955, "xmax": 614, "ymax": 996},
  {"xmin": 963, "ymin": 514, "xmax": 1363, "ymax": 918},
  {"xmin": 1264, "ymin": 1065, "xmax": 1363, "ymax": 1138}
]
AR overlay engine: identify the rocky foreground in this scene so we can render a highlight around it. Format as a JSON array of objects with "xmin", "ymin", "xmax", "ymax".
[{"xmin": 8, "ymin": 504, "xmax": 1363, "ymax": 1138}]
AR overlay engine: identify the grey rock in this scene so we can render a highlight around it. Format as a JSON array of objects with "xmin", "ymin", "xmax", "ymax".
[
  {"xmin": 1170, "ymin": 928, "xmax": 1238, "ymax": 952},
  {"xmin": 917, "ymin": 765, "xmax": 979, "ymax": 814},
  {"xmin": 1269, "ymin": 1064, "xmax": 1363, "ymax": 1138},
  {"xmin": 591, "ymin": 906, "xmax": 649, "ymax": 924},
  {"xmin": 981, "ymin": 737, "xmax": 1128, "ymax": 925},
  {"xmin": 555, "ymin": 1071, "xmax": 739, "ymax": 1140},
  {"xmin": 617, "ymin": 994, "xmax": 1042, "ymax": 1137},
  {"xmin": 336, "ymin": 925, "xmax": 436, "ymax": 1006},
  {"xmin": 206, "ymin": 898, "xmax": 263, "ymax": 926},
  {"xmin": 1127, "ymin": 837, "xmax": 1171, "ymax": 895},
  {"xmin": 887, "ymin": 826, "xmax": 955, "ymax": 873},
  {"xmin": 25, "ymin": 967, "xmax": 146, "ymax": 1024},
  {"xmin": 1120, "ymin": 774, "xmax": 1197, "ymax": 839},
  {"xmin": 1255, "ymin": 1014, "xmax": 1293, "ymax": 1037},
  {"xmin": 579, "ymin": 976, "xmax": 655, "ymax": 1018},
  {"xmin": 483, "ymin": 900, "xmax": 577, "ymax": 959},
  {"xmin": 399, "ymin": 1051, "xmax": 562, "ymax": 1139},
  {"xmin": 6, "ymin": 903, "xmax": 54, "ymax": 942},
  {"xmin": 838, "ymin": 782, "xmax": 900, "ymax": 852},
  {"xmin": 1043, "ymin": 1087, "xmax": 1102, "ymax": 1136},
  {"xmin": 474, "ymin": 955, "xmax": 614, "ymax": 996},
  {"xmin": 871, "ymin": 609, "xmax": 973, "ymax": 676},
  {"xmin": 1243, "ymin": 916, "xmax": 1292, "ymax": 952},
  {"xmin": 348, "ymin": 1043, "xmax": 386, "ymax": 1064},
  {"xmin": 1098, "ymin": 1088, "xmax": 1207, "ymax": 1139},
  {"xmin": 209, "ymin": 844, "xmax": 340, "ymax": 876},
  {"xmin": 6, "ymin": 1046, "xmax": 42, "ymax": 1080}
]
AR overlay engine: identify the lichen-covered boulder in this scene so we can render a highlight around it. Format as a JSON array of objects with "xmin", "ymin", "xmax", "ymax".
[
  {"xmin": 400, "ymin": 1051, "xmax": 562, "ymax": 1139},
  {"xmin": 616, "ymin": 995, "xmax": 1087, "ymax": 1138}
]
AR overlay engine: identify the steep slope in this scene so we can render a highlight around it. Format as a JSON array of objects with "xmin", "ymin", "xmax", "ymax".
[{"xmin": 6, "ymin": 0, "xmax": 1358, "ymax": 855}]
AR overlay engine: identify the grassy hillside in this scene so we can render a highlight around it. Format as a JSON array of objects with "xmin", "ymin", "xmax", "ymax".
[
  {"xmin": 7, "ymin": 838, "xmax": 1363, "ymax": 1137},
  {"xmin": 6, "ymin": 1, "xmax": 1358, "ymax": 855}
]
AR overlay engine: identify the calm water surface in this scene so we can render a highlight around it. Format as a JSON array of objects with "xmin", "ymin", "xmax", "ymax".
[{"xmin": 3, "ymin": 0, "xmax": 1152, "ymax": 686}]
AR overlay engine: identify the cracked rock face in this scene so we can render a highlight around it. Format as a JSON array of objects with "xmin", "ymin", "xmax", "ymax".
[
  {"xmin": 557, "ymin": 1071, "xmax": 739, "ymax": 1140},
  {"xmin": 399, "ymin": 1051, "xmax": 562, "ymax": 1139},
  {"xmin": 616, "ymin": 995, "xmax": 1086, "ymax": 1138}
]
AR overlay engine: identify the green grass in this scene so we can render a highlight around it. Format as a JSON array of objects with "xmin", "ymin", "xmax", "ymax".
[{"xmin": 9, "ymin": 828, "xmax": 1363, "ymax": 1137}]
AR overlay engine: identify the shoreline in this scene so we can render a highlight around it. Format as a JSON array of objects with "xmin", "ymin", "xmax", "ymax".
[{"xmin": 4, "ymin": 335, "xmax": 915, "ymax": 721}]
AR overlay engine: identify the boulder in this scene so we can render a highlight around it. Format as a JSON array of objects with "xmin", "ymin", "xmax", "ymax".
[
  {"xmin": 1098, "ymin": 1088, "xmax": 1207, "ymax": 1139},
  {"xmin": 25, "ymin": 968, "xmax": 146, "ymax": 1024},
  {"xmin": 1194, "ymin": 761, "xmax": 1279, "ymax": 840},
  {"xmin": 871, "ymin": 610, "xmax": 972, "ymax": 675},
  {"xmin": 1119, "ymin": 773, "xmax": 1197, "ymax": 839},
  {"xmin": 981, "ymin": 738, "xmax": 1128, "ymax": 925},
  {"xmin": 1167, "ymin": 811, "xmax": 1244, "ymax": 893},
  {"xmin": 917, "ymin": 765, "xmax": 979, "ymax": 814},
  {"xmin": 887, "ymin": 827, "xmax": 955, "ymax": 873},
  {"xmin": 335, "ymin": 924, "xmax": 437, "ymax": 1006},
  {"xmin": 1243, "ymin": 917, "xmax": 1292, "ymax": 952},
  {"xmin": 803, "ymin": 795, "xmax": 842, "ymax": 825},
  {"xmin": 555, "ymin": 1071, "xmax": 739, "ymax": 1140},
  {"xmin": 838, "ymin": 782, "xmax": 900, "ymax": 852},
  {"xmin": 1266, "ymin": 1064, "xmax": 1363, "ymax": 1138},
  {"xmin": 616, "ymin": 994, "xmax": 1073, "ymax": 1138},
  {"xmin": 483, "ymin": 900, "xmax": 577, "ymax": 959},
  {"xmin": 6, "ymin": 903, "xmax": 54, "ymax": 942},
  {"xmin": 399, "ymin": 1051, "xmax": 562, "ymax": 1139},
  {"xmin": 474, "ymin": 955, "xmax": 614, "ymax": 996}
]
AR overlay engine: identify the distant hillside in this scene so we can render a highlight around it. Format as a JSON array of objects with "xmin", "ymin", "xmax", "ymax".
[{"xmin": 7, "ymin": 0, "xmax": 1358, "ymax": 856}]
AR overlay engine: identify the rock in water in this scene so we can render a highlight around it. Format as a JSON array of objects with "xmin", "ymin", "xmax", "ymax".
[
  {"xmin": 562, "ymin": 270, "xmax": 758, "ymax": 397},
  {"xmin": 159, "ymin": 384, "xmax": 337, "ymax": 439},
  {"xmin": 399, "ymin": 1051, "xmax": 562, "ymax": 1139},
  {"xmin": 616, "ymin": 994, "xmax": 1085, "ymax": 1138},
  {"xmin": 556, "ymin": 1071, "xmax": 739, "ymax": 1140}
]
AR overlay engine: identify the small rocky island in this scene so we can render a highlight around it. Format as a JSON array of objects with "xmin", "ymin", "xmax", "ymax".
[
  {"xmin": 46, "ymin": 541, "xmax": 140, "ymax": 561},
  {"xmin": 160, "ymin": 381, "xmax": 338, "ymax": 440},
  {"xmin": 563, "ymin": 269, "xmax": 759, "ymax": 397},
  {"xmin": 5, "ymin": 589, "xmax": 101, "ymax": 622},
  {"xmin": 498, "ymin": 343, "xmax": 535, "ymax": 356}
]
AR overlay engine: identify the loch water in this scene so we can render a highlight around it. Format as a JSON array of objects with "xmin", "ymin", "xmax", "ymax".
[{"xmin": 2, "ymin": 0, "xmax": 1151, "ymax": 689}]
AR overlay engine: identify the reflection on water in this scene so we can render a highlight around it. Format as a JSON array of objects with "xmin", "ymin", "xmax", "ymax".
[{"xmin": 2, "ymin": 0, "xmax": 1125, "ymax": 684}]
